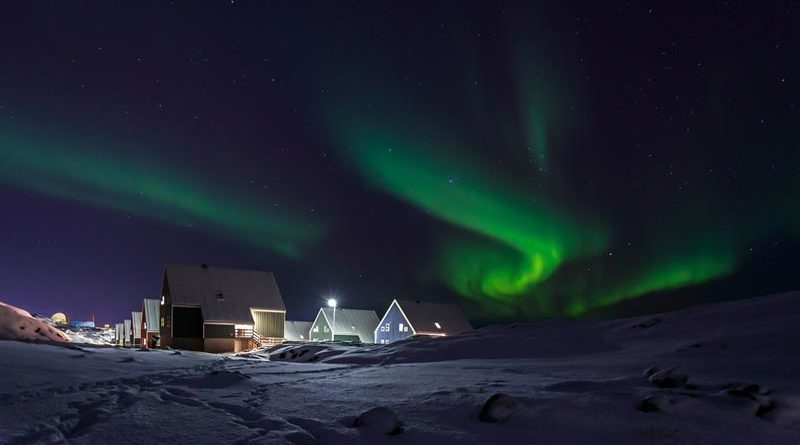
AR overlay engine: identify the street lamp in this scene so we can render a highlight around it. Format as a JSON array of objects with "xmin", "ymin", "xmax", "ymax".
[{"xmin": 327, "ymin": 298, "xmax": 337, "ymax": 341}]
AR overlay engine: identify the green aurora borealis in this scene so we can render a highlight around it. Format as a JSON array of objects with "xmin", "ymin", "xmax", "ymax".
[
  {"xmin": 329, "ymin": 112, "xmax": 744, "ymax": 316},
  {"xmin": 324, "ymin": 47, "xmax": 793, "ymax": 318},
  {"xmin": 0, "ymin": 128, "xmax": 323, "ymax": 258},
  {"xmin": 2, "ymin": 1, "xmax": 797, "ymax": 321}
]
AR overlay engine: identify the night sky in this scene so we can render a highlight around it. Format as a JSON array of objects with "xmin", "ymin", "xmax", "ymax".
[{"xmin": 1, "ymin": 1, "xmax": 798, "ymax": 325}]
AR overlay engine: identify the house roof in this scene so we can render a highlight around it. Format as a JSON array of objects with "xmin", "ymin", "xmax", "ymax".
[
  {"xmin": 164, "ymin": 263, "xmax": 285, "ymax": 324},
  {"xmin": 131, "ymin": 312, "xmax": 142, "ymax": 338},
  {"xmin": 142, "ymin": 299, "xmax": 160, "ymax": 333},
  {"xmin": 123, "ymin": 319, "xmax": 132, "ymax": 337},
  {"xmin": 284, "ymin": 320, "xmax": 312, "ymax": 341},
  {"xmin": 317, "ymin": 308, "xmax": 379, "ymax": 343},
  {"xmin": 394, "ymin": 299, "xmax": 473, "ymax": 336}
]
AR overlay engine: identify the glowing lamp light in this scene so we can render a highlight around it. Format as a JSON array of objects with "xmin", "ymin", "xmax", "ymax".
[{"xmin": 327, "ymin": 297, "xmax": 337, "ymax": 341}]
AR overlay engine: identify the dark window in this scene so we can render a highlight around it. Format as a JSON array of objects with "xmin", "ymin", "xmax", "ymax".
[
  {"xmin": 172, "ymin": 306, "xmax": 203, "ymax": 337},
  {"xmin": 204, "ymin": 323, "xmax": 234, "ymax": 338}
]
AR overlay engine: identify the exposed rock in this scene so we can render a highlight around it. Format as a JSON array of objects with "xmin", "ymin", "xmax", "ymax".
[
  {"xmin": 642, "ymin": 366, "xmax": 659, "ymax": 378},
  {"xmin": 353, "ymin": 407, "xmax": 400, "ymax": 435},
  {"xmin": 636, "ymin": 395, "xmax": 670, "ymax": 412},
  {"xmin": 726, "ymin": 383, "xmax": 775, "ymax": 417},
  {"xmin": 478, "ymin": 393, "xmax": 520, "ymax": 423},
  {"xmin": 647, "ymin": 367, "xmax": 689, "ymax": 388},
  {"xmin": 630, "ymin": 317, "xmax": 661, "ymax": 329}
]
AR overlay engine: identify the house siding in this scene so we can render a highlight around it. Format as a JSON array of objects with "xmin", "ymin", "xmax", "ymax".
[
  {"xmin": 309, "ymin": 312, "xmax": 332, "ymax": 341},
  {"xmin": 159, "ymin": 274, "xmax": 173, "ymax": 348},
  {"xmin": 253, "ymin": 311, "xmax": 284, "ymax": 338},
  {"xmin": 375, "ymin": 302, "xmax": 413, "ymax": 344},
  {"xmin": 204, "ymin": 338, "xmax": 235, "ymax": 353}
]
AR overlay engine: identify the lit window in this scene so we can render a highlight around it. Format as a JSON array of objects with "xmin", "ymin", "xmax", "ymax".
[
  {"xmin": 385, "ymin": 323, "xmax": 390, "ymax": 331},
  {"xmin": 398, "ymin": 323, "xmax": 404, "ymax": 332},
  {"xmin": 313, "ymin": 326, "xmax": 319, "ymax": 332},
  {"xmin": 404, "ymin": 326, "xmax": 409, "ymax": 332},
  {"xmin": 300, "ymin": 334, "xmax": 304, "ymax": 339},
  {"xmin": 434, "ymin": 322, "xmax": 442, "ymax": 329},
  {"xmin": 160, "ymin": 317, "xmax": 165, "ymax": 327},
  {"xmin": 160, "ymin": 296, "xmax": 165, "ymax": 306},
  {"xmin": 351, "ymin": 324, "xmax": 356, "ymax": 330},
  {"xmin": 323, "ymin": 325, "xmax": 329, "ymax": 332}
]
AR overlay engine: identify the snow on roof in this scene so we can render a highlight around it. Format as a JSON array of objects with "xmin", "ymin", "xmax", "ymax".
[
  {"xmin": 164, "ymin": 263, "xmax": 285, "ymax": 324},
  {"xmin": 319, "ymin": 308, "xmax": 379, "ymax": 343},
  {"xmin": 131, "ymin": 312, "xmax": 142, "ymax": 339},
  {"xmin": 284, "ymin": 320, "xmax": 312, "ymax": 341},
  {"xmin": 142, "ymin": 299, "xmax": 160, "ymax": 333},
  {"xmin": 123, "ymin": 319, "xmax": 132, "ymax": 339},
  {"xmin": 394, "ymin": 300, "xmax": 473, "ymax": 336},
  {"xmin": 0, "ymin": 301, "xmax": 69, "ymax": 343}
]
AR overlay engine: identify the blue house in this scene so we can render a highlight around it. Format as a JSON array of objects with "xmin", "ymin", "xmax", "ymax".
[{"xmin": 374, "ymin": 299, "xmax": 473, "ymax": 344}]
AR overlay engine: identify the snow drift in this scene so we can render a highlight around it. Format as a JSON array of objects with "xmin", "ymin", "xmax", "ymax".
[
  {"xmin": 1, "ymin": 292, "xmax": 799, "ymax": 444},
  {"xmin": 0, "ymin": 300, "xmax": 69, "ymax": 343}
]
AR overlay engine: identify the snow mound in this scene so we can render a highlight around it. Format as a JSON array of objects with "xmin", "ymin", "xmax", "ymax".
[
  {"xmin": 263, "ymin": 342, "xmax": 363, "ymax": 363},
  {"xmin": 352, "ymin": 407, "xmax": 401, "ymax": 435},
  {"xmin": 478, "ymin": 393, "xmax": 521, "ymax": 423},
  {"xmin": 0, "ymin": 301, "xmax": 69, "ymax": 343}
]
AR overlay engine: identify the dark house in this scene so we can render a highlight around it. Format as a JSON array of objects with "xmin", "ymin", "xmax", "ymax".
[
  {"xmin": 159, "ymin": 263, "xmax": 286, "ymax": 353},
  {"xmin": 374, "ymin": 299, "xmax": 473, "ymax": 344}
]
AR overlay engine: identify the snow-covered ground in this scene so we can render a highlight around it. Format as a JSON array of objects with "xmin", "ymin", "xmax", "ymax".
[{"xmin": 1, "ymin": 292, "xmax": 799, "ymax": 444}]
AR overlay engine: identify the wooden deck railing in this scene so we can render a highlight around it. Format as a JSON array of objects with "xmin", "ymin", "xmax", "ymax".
[{"xmin": 236, "ymin": 328, "xmax": 282, "ymax": 349}]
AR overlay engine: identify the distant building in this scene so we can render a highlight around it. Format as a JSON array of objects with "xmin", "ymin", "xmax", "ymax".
[
  {"xmin": 159, "ymin": 263, "xmax": 286, "ymax": 353},
  {"xmin": 123, "ymin": 319, "xmax": 132, "ymax": 347},
  {"xmin": 309, "ymin": 308, "xmax": 379, "ymax": 343},
  {"xmin": 131, "ymin": 312, "xmax": 142, "ymax": 347},
  {"xmin": 68, "ymin": 320, "xmax": 95, "ymax": 329},
  {"xmin": 284, "ymin": 320, "xmax": 312, "ymax": 342},
  {"xmin": 115, "ymin": 323, "xmax": 124, "ymax": 346},
  {"xmin": 374, "ymin": 299, "xmax": 473, "ymax": 344},
  {"xmin": 141, "ymin": 298, "xmax": 160, "ymax": 349}
]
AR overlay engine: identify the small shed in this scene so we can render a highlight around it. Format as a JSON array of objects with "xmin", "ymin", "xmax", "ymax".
[
  {"xmin": 374, "ymin": 299, "xmax": 473, "ymax": 344},
  {"xmin": 284, "ymin": 320, "xmax": 312, "ymax": 342},
  {"xmin": 123, "ymin": 319, "xmax": 132, "ymax": 347},
  {"xmin": 141, "ymin": 298, "xmax": 161, "ymax": 349},
  {"xmin": 131, "ymin": 311, "xmax": 142, "ymax": 347},
  {"xmin": 309, "ymin": 308, "xmax": 379, "ymax": 343}
]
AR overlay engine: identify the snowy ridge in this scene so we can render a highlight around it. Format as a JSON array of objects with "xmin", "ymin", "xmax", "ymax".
[
  {"xmin": 0, "ymin": 301, "xmax": 69, "ymax": 343},
  {"xmin": 1, "ymin": 292, "xmax": 799, "ymax": 444}
]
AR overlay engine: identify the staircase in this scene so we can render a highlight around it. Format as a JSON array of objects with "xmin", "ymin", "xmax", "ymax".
[{"xmin": 250, "ymin": 330, "xmax": 282, "ymax": 349}]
